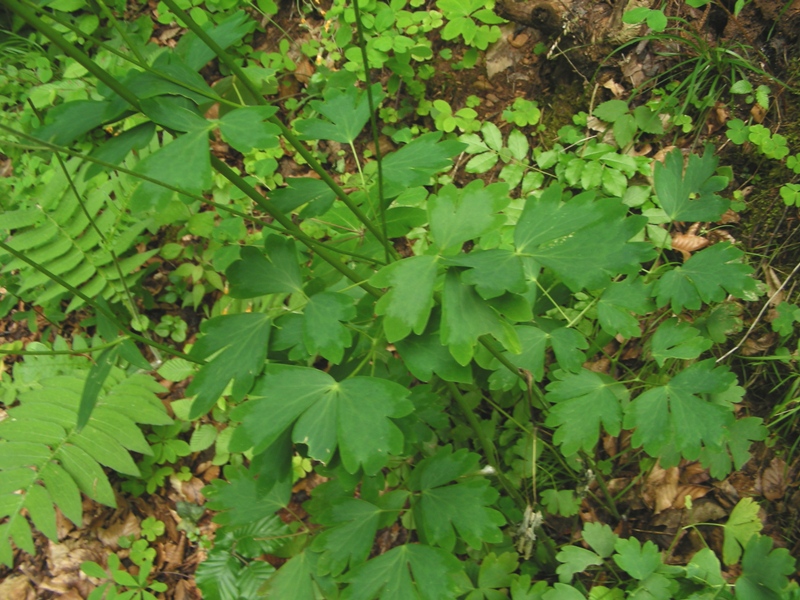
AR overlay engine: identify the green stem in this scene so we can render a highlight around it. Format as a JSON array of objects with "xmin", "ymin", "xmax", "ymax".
[
  {"xmin": 0, "ymin": 129, "xmax": 385, "ymax": 266},
  {"xmin": 580, "ymin": 452, "xmax": 622, "ymax": 521},
  {"xmin": 0, "ymin": 339, "xmax": 125, "ymax": 356},
  {"xmin": 211, "ymin": 157, "xmax": 383, "ymax": 298},
  {"xmin": 0, "ymin": 240, "xmax": 202, "ymax": 364},
  {"xmin": 23, "ymin": 0, "xmax": 240, "ymax": 110},
  {"xmin": 478, "ymin": 335, "xmax": 549, "ymax": 409},
  {"xmin": 443, "ymin": 380, "xmax": 525, "ymax": 509},
  {"xmin": 5, "ymin": 0, "xmax": 143, "ymax": 111},
  {"xmin": 159, "ymin": 0, "xmax": 398, "ymax": 260},
  {"xmin": 351, "ymin": 0, "xmax": 388, "ymax": 263}
]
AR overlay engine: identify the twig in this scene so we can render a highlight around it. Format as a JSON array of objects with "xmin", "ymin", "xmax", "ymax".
[{"xmin": 716, "ymin": 259, "xmax": 800, "ymax": 363}]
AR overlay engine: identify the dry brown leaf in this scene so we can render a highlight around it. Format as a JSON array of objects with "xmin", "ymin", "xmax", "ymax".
[
  {"xmin": 719, "ymin": 209, "xmax": 741, "ymax": 224},
  {"xmin": 750, "ymin": 103, "xmax": 767, "ymax": 123},
  {"xmin": 602, "ymin": 78, "xmax": 626, "ymax": 98},
  {"xmin": 741, "ymin": 333, "xmax": 778, "ymax": 356},
  {"xmin": 673, "ymin": 485, "xmax": 711, "ymax": 508},
  {"xmin": 757, "ymin": 457, "xmax": 787, "ymax": 501},
  {"xmin": 643, "ymin": 463, "xmax": 680, "ymax": 514},
  {"xmin": 672, "ymin": 223, "xmax": 709, "ymax": 261},
  {"xmin": 0, "ymin": 575, "xmax": 35, "ymax": 600},
  {"xmin": 764, "ymin": 266, "xmax": 786, "ymax": 306},
  {"xmin": 95, "ymin": 511, "xmax": 140, "ymax": 548}
]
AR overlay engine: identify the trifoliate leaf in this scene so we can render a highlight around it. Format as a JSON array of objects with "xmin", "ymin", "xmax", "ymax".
[
  {"xmin": 556, "ymin": 546, "xmax": 603, "ymax": 583},
  {"xmin": 623, "ymin": 360, "xmax": 736, "ymax": 463},
  {"xmin": 341, "ymin": 543, "xmax": 461, "ymax": 600},
  {"xmin": 231, "ymin": 367, "xmax": 412, "ymax": 474},
  {"xmin": 381, "ymin": 132, "xmax": 466, "ymax": 199},
  {"xmin": 597, "ymin": 277, "xmax": 654, "ymax": 339},
  {"xmin": 613, "ymin": 537, "xmax": 662, "ymax": 580},
  {"xmin": 653, "ymin": 146, "xmax": 729, "ymax": 222},
  {"xmin": 371, "ymin": 255, "xmax": 440, "ymax": 342},
  {"xmin": 302, "ymin": 292, "xmax": 356, "ymax": 364},
  {"xmin": 582, "ymin": 522, "xmax": 619, "ymax": 558},
  {"xmin": 226, "ymin": 235, "xmax": 303, "ymax": 298},
  {"xmin": 296, "ymin": 84, "xmax": 385, "ymax": 144},
  {"xmin": 311, "ymin": 499, "xmax": 383, "ymax": 577},
  {"xmin": 218, "ymin": 106, "xmax": 280, "ymax": 152},
  {"xmin": 649, "ymin": 319, "xmax": 712, "ymax": 366},
  {"xmin": 545, "ymin": 370, "xmax": 626, "ymax": 456},
  {"xmin": 654, "ymin": 243, "xmax": 757, "ymax": 313},
  {"xmin": 441, "ymin": 270, "xmax": 519, "ymax": 366},
  {"xmin": 515, "ymin": 184, "xmax": 652, "ymax": 291},
  {"xmin": 409, "ymin": 446, "xmax": 505, "ymax": 552},
  {"xmin": 444, "ymin": 250, "xmax": 526, "ymax": 300},
  {"xmin": 723, "ymin": 498, "xmax": 763, "ymax": 566},
  {"xmin": 186, "ymin": 313, "xmax": 272, "ymax": 418},
  {"xmin": 736, "ymin": 535, "xmax": 796, "ymax": 600},
  {"xmin": 429, "ymin": 180, "xmax": 510, "ymax": 255}
]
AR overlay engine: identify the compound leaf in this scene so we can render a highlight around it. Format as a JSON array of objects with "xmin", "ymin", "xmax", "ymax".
[
  {"xmin": 613, "ymin": 537, "xmax": 662, "ymax": 581},
  {"xmin": 429, "ymin": 180, "xmax": 510, "ymax": 254},
  {"xmin": 395, "ymin": 328, "xmax": 474, "ymax": 384},
  {"xmin": 597, "ymin": 277, "xmax": 654, "ymax": 339},
  {"xmin": 130, "ymin": 128, "xmax": 212, "ymax": 213},
  {"xmin": 623, "ymin": 360, "xmax": 736, "ymax": 463},
  {"xmin": 302, "ymin": 292, "xmax": 356, "ymax": 364},
  {"xmin": 219, "ymin": 105, "xmax": 280, "ymax": 153},
  {"xmin": 545, "ymin": 370, "xmax": 627, "ymax": 456},
  {"xmin": 444, "ymin": 249, "xmax": 526, "ymax": 299},
  {"xmin": 582, "ymin": 522, "xmax": 619, "ymax": 559},
  {"xmin": 654, "ymin": 243, "xmax": 758, "ymax": 313},
  {"xmin": 441, "ymin": 270, "xmax": 519, "ymax": 366},
  {"xmin": 723, "ymin": 498, "xmax": 763, "ymax": 566},
  {"xmin": 371, "ymin": 255, "xmax": 440, "ymax": 342},
  {"xmin": 653, "ymin": 146, "xmax": 729, "ymax": 222},
  {"xmin": 736, "ymin": 535, "xmax": 796, "ymax": 600},
  {"xmin": 342, "ymin": 543, "xmax": 461, "ymax": 600},
  {"xmin": 296, "ymin": 84, "xmax": 385, "ymax": 144},
  {"xmin": 409, "ymin": 446, "xmax": 505, "ymax": 551},
  {"xmin": 649, "ymin": 319, "xmax": 712, "ymax": 366},
  {"xmin": 381, "ymin": 133, "xmax": 466, "ymax": 199},
  {"xmin": 311, "ymin": 499, "xmax": 382, "ymax": 577},
  {"xmin": 186, "ymin": 313, "xmax": 272, "ymax": 418},
  {"xmin": 515, "ymin": 185, "xmax": 653, "ymax": 291},
  {"xmin": 226, "ymin": 235, "xmax": 304, "ymax": 298},
  {"xmin": 556, "ymin": 546, "xmax": 603, "ymax": 583},
  {"xmin": 231, "ymin": 367, "xmax": 413, "ymax": 474}
]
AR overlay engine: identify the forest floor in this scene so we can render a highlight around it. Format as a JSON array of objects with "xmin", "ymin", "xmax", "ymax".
[{"xmin": 1, "ymin": 0, "xmax": 800, "ymax": 598}]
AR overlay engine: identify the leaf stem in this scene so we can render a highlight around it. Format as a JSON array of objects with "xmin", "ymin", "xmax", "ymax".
[
  {"xmin": 443, "ymin": 380, "xmax": 526, "ymax": 508},
  {"xmin": 211, "ymin": 156, "xmax": 383, "ymax": 298},
  {"xmin": 351, "ymin": 0, "xmax": 388, "ymax": 263},
  {"xmin": 158, "ymin": 0, "xmax": 398, "ymax": 260}
]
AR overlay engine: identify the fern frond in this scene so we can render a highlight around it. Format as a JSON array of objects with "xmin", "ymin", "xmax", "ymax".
[
  {"xmin": 0, "ymin": 156, "xmax": 158, "ymax": 311},
  {"xmin": 0, "ymin": 359, "xmax": 171, "ymax": 566}
]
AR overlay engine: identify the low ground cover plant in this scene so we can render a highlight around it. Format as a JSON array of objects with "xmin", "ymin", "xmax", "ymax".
[{"xmin": 0, "ymin": 0, "xmax": 798, "ymax": 598}]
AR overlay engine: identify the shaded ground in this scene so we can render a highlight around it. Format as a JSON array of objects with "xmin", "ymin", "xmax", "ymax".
[{"xmin": 1, "ymin": 0, "xmax": 800, "ymax": 597}]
